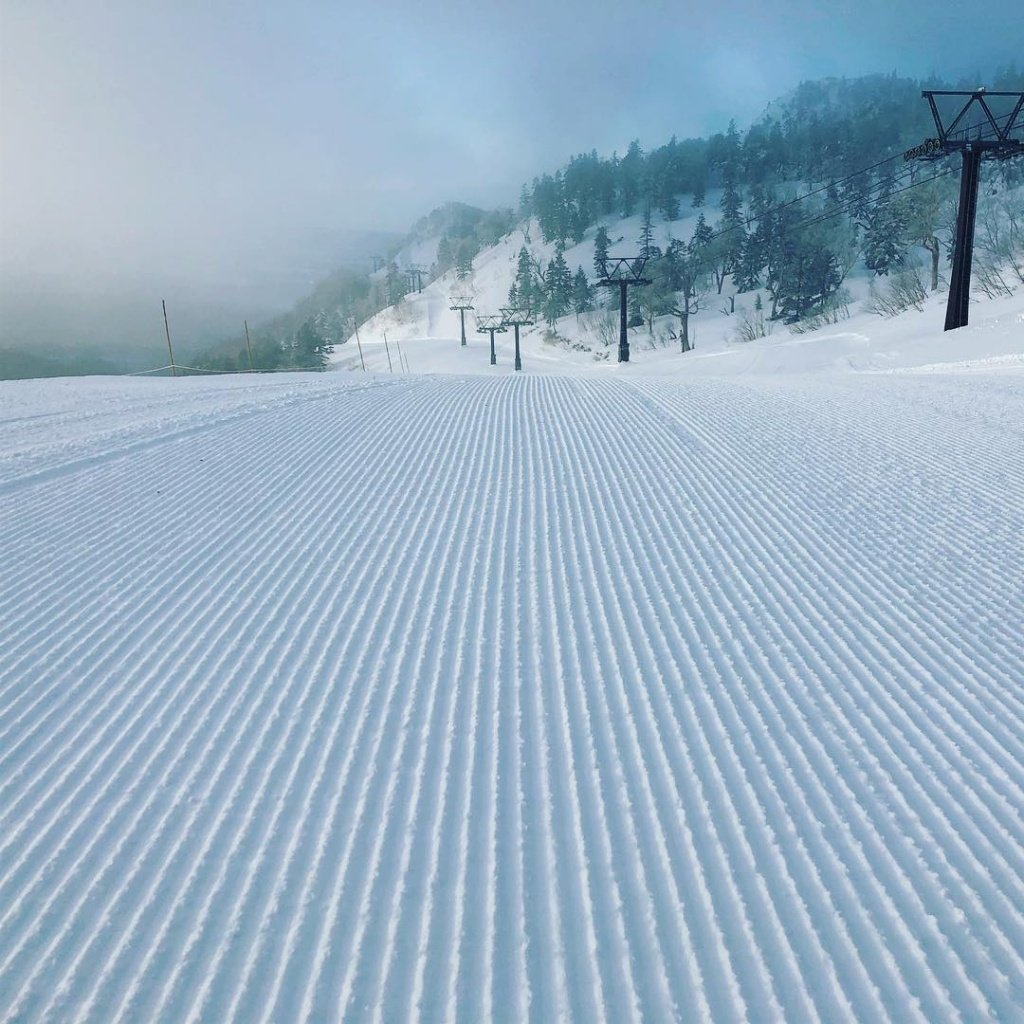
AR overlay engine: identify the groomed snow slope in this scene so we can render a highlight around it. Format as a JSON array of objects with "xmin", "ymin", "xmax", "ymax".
[{"xmin": 1, "ymin": 311, "xmax": 1023, "ymax": 1022}]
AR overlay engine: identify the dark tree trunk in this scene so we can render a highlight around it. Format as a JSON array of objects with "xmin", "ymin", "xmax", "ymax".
[
  {"xmin": 679, "ymin": 310, "xmax": 691, "ymax": 352},
  {"xmin": 924, "ymin": 236, "xmax": 940, "ymax": 291}
]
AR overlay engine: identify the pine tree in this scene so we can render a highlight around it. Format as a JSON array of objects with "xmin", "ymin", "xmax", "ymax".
[
  {"xmin": 619, "ymin": 139, "xmax": 643, "ymax": 217},
  {"xmin": 385, "ymin": 262, "xmax": 405, "ymax": 305},
  {"xmin": 736, "ymin": 185, "xmax": 772, "ymax": 293},
  {"xmin": 721, "ymin": 119, "xmax": 742, "ymax": 182},
  {"xmin": 455, "ymin": 238, "xmax": 476, "ymax": 280},
  {"xmin": 638, "ymin": 204, "xmax": 655, "ymax": 258},
  {"xmin": 593, "ymin": 225, "xmax": 610, "ymax": 278},
  {"xmin": 734, "ymin": 232, "xmax": 762, "ymax": 292},
  {"xmin": 775, "ymin": 243, "xmax": 841, "ymax": 323},
  {"xmin": 552, "ymin": 244, "xmax": 572, "ymax": 305},
  {"xmin": 718, "ymin": 170, "xmax": 746, "ymax": 282},
  {"xmin": 656, "ymin": 161, "xmax": 680, "ymax": 221},
  {"xmin": 514, "ymin": 246, "xmax": 536, "ymax": 311},
  {"xmin": 518, "ymin": 184, "xmax": 532, "ymax": 219},
  {"xmin": 533, "ymin": 173, "xmax": 566, "ymax": 244},
  {"xmin": 292, "ymin": 317, "xmax": 332, "ymax": 369},
  {"xmin": 542, "ymin": 243, "xmax": 573, "ymax": 325},
  {"xmin": 862, "ymin": 195, "xmax": 907, "ymax": 276},
  {"xmin": 690, "ymin": 213, "xmax": 714, "ymax": 259},
  {"xmin": 572, "ymin": 266, "xmax": 593, "ymax": 314},
  {"xmin": 436, "ymin": 236, "xmax": 454, "ymax": 275}
]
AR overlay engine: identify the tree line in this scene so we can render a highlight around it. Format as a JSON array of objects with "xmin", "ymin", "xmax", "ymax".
[
  {"xmin": 196, "ymin": 68, "xmax": 1023, "ymax": 369},
  {"xmin": 511, "ymin": 69, "xmax": 1023, "ymax": 342}
]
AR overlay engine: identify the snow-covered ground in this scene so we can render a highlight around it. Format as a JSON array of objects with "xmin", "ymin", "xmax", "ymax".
[
  {"xmin": 1, "ymin": 295, "xmax": 1023, "ymax": 1022},
  {"xmin": 333, "ymin": 200, "xmax": 1024, "ymax": 381}
]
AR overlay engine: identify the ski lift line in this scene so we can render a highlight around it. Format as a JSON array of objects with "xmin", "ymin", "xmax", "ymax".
[
  {"xmin": 783, "ymin": 167, "xmax": 956, "ymax": 236},
  {"xmin": 692, "ymin": 115, "xmax": 1016, "ymax": 253},
  {"xmin": 746, "ymin": 161, "xmax": 950, "ymax": 256},
  {"xmin": 669, "ymin": 164, "xmax": 955, "ymax": 287},
  {"xmin": 682, "ymin": 163, "xmax": 945, "ymax": 279},
  {"xmin": 789, "ymin": 164, "xmax": 951, "ymax": 232},
  {"xmin": 715, "ymin": 156, "xmax": 935, "ymax": 244}
]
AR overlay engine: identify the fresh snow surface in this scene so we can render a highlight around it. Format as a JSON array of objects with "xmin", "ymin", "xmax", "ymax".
[{"xmin": 1, "ymin": 297, "xmax": 1023, "ymax": 1023}]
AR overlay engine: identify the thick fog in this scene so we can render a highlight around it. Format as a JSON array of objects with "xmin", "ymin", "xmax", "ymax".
[{"xmin": 1, "ymin": 0, "xmax": 1020, "ymax": 367}]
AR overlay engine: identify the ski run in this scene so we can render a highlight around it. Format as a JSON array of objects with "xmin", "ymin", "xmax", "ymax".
[{"xmin": 1, "ymin": 306, "xmax": 1023, "ymax": 1023}]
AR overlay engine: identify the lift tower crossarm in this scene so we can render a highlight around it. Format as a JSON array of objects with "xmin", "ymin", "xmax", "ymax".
[{"xmin": 921, "ymin": 90, "xmax": 1024, "ymax": 150}]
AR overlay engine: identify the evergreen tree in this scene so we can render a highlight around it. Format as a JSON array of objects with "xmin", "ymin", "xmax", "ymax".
[
  {"xmin": 656, "ymin": 159, "xmax": 681, "ymax": 220},
  {"xmin": 542, "ymin": 243, "xmax": 573, "ymax": 325},
  {"xmin": 618, "ymin": 140, "xmax": 643, "ymax": 217},
  {"xmin": 436, "ymin": 236, "xmax": 454, "ymax": 275},
  {"xmin": 736, "ymin": 185, "xmax": 773, "ymax": 292},
  {"xmin": 638, "ymin": 204, "xmax": 655, "ymax": 258},
  {"xmin": 292, "ymin": 317, "xmax": 333, "ymax": 369},
  {"xmin": 514, "ymin": 246, "xmax": 537, "ymax": 311},
  {"xmin": 862, "ymin": 194, "xmax": 907, "ymax": 276},
  {"xmin": 455, "ymin": 238, "xmax": 476, "ymax": 279},
  {"xmin": 385, "ymin": 262, "xmax": 405, "ymax": 306},
  {"xmin": 532, "ymin": 173, "xmax": 567, "ymax": 244},
  {"xmin": 572, "ymin": 266, "xmax": 594, "ymax": 314},
  {"xmin": 724, "ymin": 119, "xmax": 742, "ymax": 178},
  {"xmin": 718, "ymin": 170, "xmax": 746, "ymax": 283},
  {"xmin": 552, "ymin": 244, "xmax": 572, "ymax": 304},
  {"xmin": 734, "ymin": 231, "xmax": 762, "ymax": 292},
  {"xmin": 775, "ymin": 242, "xmax": 842, "ymax": 323},
  {"xmin": 593, "ymin": 225, "xmax": 611, "ymax": 278},
  {"xmin": 690, "ymin": 213, "xmax": 714, "ymax": 264},
  {"xmin": 518, "ymin": 184, "xmax": 532, "ymax": 219}
]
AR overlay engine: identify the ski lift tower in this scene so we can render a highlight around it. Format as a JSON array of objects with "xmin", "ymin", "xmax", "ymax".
[
  {"xmin": 500, "ymin": 305, "xmax": 534, "ymax": 372},
  {"xmin": 904, "ymin": 88, "xmax": 1023, "ymax": 331},
  {"xmin": 406, "ymin": 264, "xmax": 427, "ymax": 293},
  {"xmin": 596, "ymin": 256, "xmax": 652, "ymax": 363},
  {"xmin": 475, "ymin": 313, "xmax": 507, "ymax": 366},
  {"xmin": 449, "ymin": 285, "xmax": 475, "ymax": 347}
]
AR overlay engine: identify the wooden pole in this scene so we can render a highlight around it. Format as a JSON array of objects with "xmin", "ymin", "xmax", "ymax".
[
  {"xmin": 244, "ymin": 320, "xmax": 254, "ymax": 372},
  {"xmin": 383, "ymin": 331, "xmax": 393, "ymax": 373},
  {"xmin": 162, "ymin": 299, "xmax": 177, "ymax": 376}
]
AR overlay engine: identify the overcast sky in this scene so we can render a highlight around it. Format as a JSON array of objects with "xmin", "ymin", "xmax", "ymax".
[{"xmin": 2, "ymin": 0, "xmax": 1022, "ymax": 305}]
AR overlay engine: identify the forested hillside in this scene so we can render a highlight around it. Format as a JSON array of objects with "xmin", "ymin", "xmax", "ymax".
[
  {"xmin": 199, "ymin": 69, "xmax": 1024, "ymax": 372},
  {"xmin": 514, "ymin": 70, "xmax": 1024, "ymax": 334}
]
